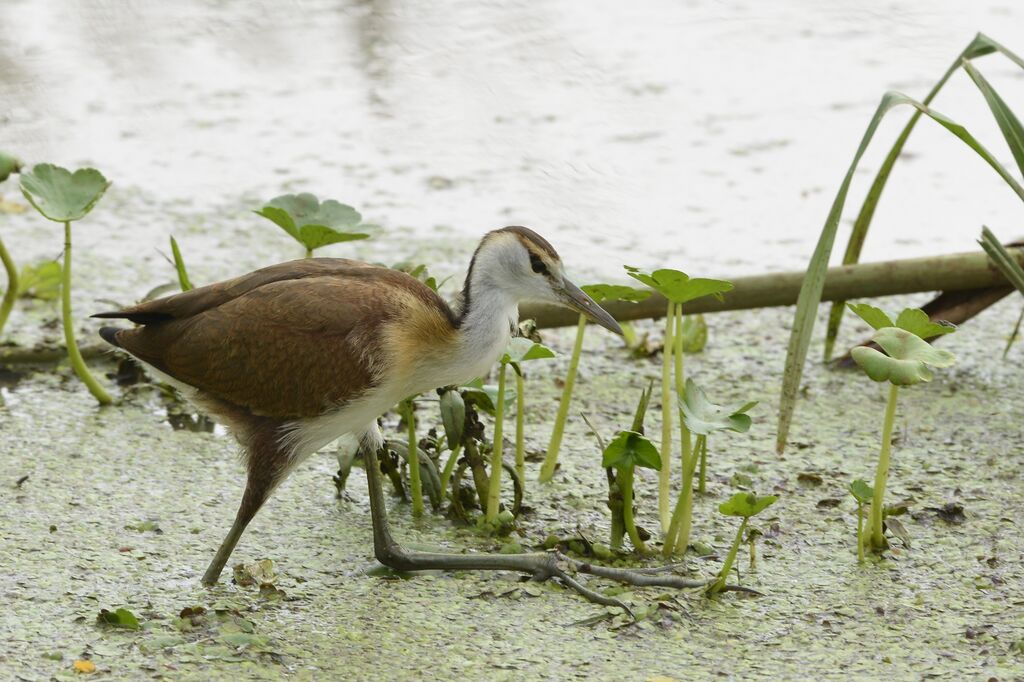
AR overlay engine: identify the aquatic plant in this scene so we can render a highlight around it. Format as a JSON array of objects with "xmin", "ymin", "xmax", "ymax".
[
  {"xmin": 539, "ymin": 283, "xmax": 648, "ymax": 483},
  {"xmin": 500, "ymin": 337, "xmax": 554, "ymax": 489},
  {"xmin": 847, "ymin": 479, "xmax": 874, "ymax": 563},
  {"xmin": 848, "ymin": 305, "xmax": 957, "ymax": 550},
  {"xmin": 600, "ymin": 392, "xmax": 661, "ymax": 554},
  {"xmin": 0, "ymin": 152, "xmax": 23, "ymax": 337},
  {"xmin": 777, "ymin": 33, "xmax": 1024, "ymax": 454},
  {"xmin": 666, "ymin": 379, "xmax": 756, "ymax": 557},
  {"xmin": 708, "ymin": 491, "xmax": 777, "ymax": 595},
  {"xmin": 17, "ymin": 260, "xmax": 61, "ymax": 300},
  {"xmin": 255, "ymin": 193, "xmax": 373, "ymax": 258},
  {"xmin": 745, "ymin": 526, "xmax": 763, "ymax": 571},
  {"xmin": 977, "ymin": 226, "xmax": 1024, "ymax": 357},
  {"xmin": 397, "ymin": 397, "xmax": 425, "ymax": 517},
  {"xmin": 624, "ymin": 267, "xmax": 733, "ymax": 532},
  {"xmin": 169, "ymin": 236, "xmax": 193, "ymax": 291},
  {"xmin": 20, "ymin": 164, "xmax": 112, "ymax": 404}
]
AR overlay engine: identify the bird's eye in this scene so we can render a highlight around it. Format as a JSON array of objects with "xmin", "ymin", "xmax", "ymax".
[{"xmin": 529, "ymin": 253, "xmax": 548, "ymax": 275}]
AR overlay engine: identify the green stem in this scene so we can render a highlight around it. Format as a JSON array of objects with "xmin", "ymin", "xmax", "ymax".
[
  {"xmin": 618, "ymin": 466, "xmax": 647, "ymax": 553},
  {"xmin": 485, "ymin": 363, "xmax": 507, "ymax": 523},
  {"xmin": 515, "ymin": 371, "xmax": 525, "ymax": 489},
  {"xmin": 870, "ymin": 384, "xmax": 899, "ymax": 549},
  {"xmin": 305, "ymin": 247, "xmax": 313, "ymax": 259},
  {"xmin": 665, "ymin": 433, "xmax": 701, "ymax": 556},
  {"xmin": 439, "ymin": 444, "xmax": 462, "ymax": 501},
  {"xmin": 710, "ymin": 517, "xmax": 748, "ymax": 595},
  {"xmin": 1003, "ymin": 304, "xmax": 1024, "ymax": 359},
  {"xmin": 856, "ymin": 502, "xmax": 865, "ymax": 563},
  {"xmin": 698, "ymin": 435, "xmax": 708, "ymax": 494},
  {"xmin": 540, "ymin": 314, "xmax": 586, "ymax": 482},
  {"xmin": 405, "ymin": 401, "xmax": 423, "ymax": 518},
  {"xmin": 657, "ymin": 302, "xmax": 674, "ymax": 532},
  {"xmin": 749, "ymin": 538, "xmax": 757, "ymax": 571},
  {"xmin": 61, "ymin": 222, "xmax": 111, "ymax": 405},
  {"xmin": 608, "ymin": 475, "xmax": 625, "ymax": 551},
  {"xmin": 0, "ymin": 235, "xmax": 17, "ymax": 337},
  {"xmin": 620, "ymin": 321, "xmax": 638, "ymax": 349}
]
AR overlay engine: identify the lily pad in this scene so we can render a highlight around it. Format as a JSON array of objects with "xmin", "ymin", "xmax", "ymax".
[
  {"xmin": 20, "ymin": 164, "xmax": 110, "ymax": 222},
  {"xmin": 679, "ymin": 379, "xmax": 757, "ymax": 436},
  {"xmin": 851, "ymin": 327, "xmax": 957, "ymax": 385},
  {"xmin": 624, "ymin": 266, "xmax": 733, "ymax": 305},
  {"xmin": 601, "ymin": 430, "xmax": 662, "ymax": 471},
  {"xmin": 719, "ymin": 491, "xmax": 778, "ymax": 518},
  {"xmin": 580, "ymin": 283, "xmax": 651, "ymax": 304},
  {"xmin": 255, "ymin": 193, "xmax": 373, "ymax": 251}
]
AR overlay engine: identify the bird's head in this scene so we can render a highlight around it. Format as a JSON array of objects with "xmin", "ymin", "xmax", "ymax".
[{"xmin": 464, "ymin": 226, "xmax": 622, "ymax": 334}]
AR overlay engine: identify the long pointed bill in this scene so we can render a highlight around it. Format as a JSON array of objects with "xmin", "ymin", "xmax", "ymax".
[{"xmin": 558, "ymin": 279, "xmax": 623, "ymax": 335}]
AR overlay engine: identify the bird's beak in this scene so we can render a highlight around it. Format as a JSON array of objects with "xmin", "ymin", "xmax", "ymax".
[{"xmin": 557, "ymin": 278, "xmax": 623, "ymax": 335}]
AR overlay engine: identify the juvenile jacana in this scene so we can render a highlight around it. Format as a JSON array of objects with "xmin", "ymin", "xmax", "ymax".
[{"xmin": 95, "ymin": 226, "xmax": 713, "ymax": 606}]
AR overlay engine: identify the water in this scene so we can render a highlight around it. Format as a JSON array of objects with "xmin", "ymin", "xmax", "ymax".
[{"xmin": 1, "ymin": 0, "xmax": 1023, "ymax": 282}]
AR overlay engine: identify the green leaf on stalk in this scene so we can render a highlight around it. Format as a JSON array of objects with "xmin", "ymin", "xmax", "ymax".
[
  {"xmin": 777, "ymin": 84, "xmax": 1024, "ymax": 454},
  {"xmin": 847, "ymin": 303, "xmax": 955, "ymax": 339},
  {"xmin": 97, "ymin": 607, "xmax": 141, "ymax": 630},
  {"xmin": 718, "ymin": 491, "xmax": 777, "ymax": 518},
  {"xmin": 255, "ymin": 193, "xmax": 373, "ymax": 252},
  {"xmin": 851, "ymin": 327, "xmax": 957, "ymax": 385},
  {"xmin": 20, "ymin": 164, "xmax": 110, "ymax": 222},
  {"xmin": 501, "ymin": 337, "xmax": 555, "ymax": 365},
  {"xmin": 460, "ymin": 378, "xmax": 515, "ymax": 417},
  {"xmin": 601, "ymin": 430, "xmax": 661, "ymax": 471},
  {"xmin": 624, "ymin": 266, "xmax": 733, "ymax": 305},
  {"xmin": 848, "ymin": 479, "xmax": 874, "ymax": 504},
  {"xmin": 439, "ymin": 388, "xmax": 465, "ymax": 448},
  {"xmin": 679, "ymin": 378, "xmax": 757, "ymax": 436},
  {"xmin": 16, "ymin": 260, "xmax": 61, "ymax": 300},
  {"xmin": 580, "ymin": 283, "xmax": 651, "ymax": 304}
]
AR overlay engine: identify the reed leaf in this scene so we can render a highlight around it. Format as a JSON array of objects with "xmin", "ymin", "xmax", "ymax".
[
  {"xmin": 777, "ymin": 92, "xmax": 1024, "ymax": 454},
  {"xmin": 823, "ymin": 33, "xmax": 1024, "ymax": 361}
]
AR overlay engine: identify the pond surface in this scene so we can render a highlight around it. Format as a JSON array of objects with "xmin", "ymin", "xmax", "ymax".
[{"xmin": 2, "ymin": 1, "xmax": 1024, "ymax": 680}]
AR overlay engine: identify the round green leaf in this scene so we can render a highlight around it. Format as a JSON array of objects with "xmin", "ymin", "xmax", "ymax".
[
  {"xmin": 852, "ymin": 327, "xmax": 957, "ymax": 386},
  {"xmin": 718, "ymin": 491, "xmax": 777, "ymax": 518},
  {"xmin": 501, "ymin": 337, "xmax": 555, "ymax": 365},
  {"xmin": 255, "ymin": 193, "xmax": 372, "ymax": 251},
  {"xmin": 20, "ymin": 164, "xmax": 110, "ymax": 222},
  {"xmin": 624, "ymin": 266, "xmax": 733, "ymax": 305},
  {"xmin": 848, "ymin": 479, "xmax": 874, "ymax": 504},
  {"xmin": 580, "ymin": 283, "xmax": 651, "ymax": 304},
  {"xmin": 679, "ymin": 378, "xmax": 757, "ymax": 436},
  {"xmin": 894, "ymin": 308, "xmax": 956, "ymax": 338},
  {"xmin": 846, "ymin": 302, "xmax": 893, "ymax": 330},
  {"xmin": 601, "ymin": 430, "xmax": 661, "ymax": 471}
]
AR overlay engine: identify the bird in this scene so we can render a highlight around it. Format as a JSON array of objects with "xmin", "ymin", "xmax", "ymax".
[{"xmin": 93, "ymin": 226, "xmax": 632, "ymax": 592}]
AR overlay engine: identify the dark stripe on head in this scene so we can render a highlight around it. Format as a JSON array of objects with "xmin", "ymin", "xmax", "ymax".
[{"xmin": 497, "ymin": 226, "xmax": 560, "ymax": 260}]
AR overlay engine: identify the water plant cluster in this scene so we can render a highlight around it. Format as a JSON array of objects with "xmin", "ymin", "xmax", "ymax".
[{"xmin": 2, "ymin": 32, "xmax": 1024, "ymax": 607}]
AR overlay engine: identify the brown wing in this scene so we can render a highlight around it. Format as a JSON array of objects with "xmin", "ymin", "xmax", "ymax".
[{"xmin": 104, "ymin": 259, "xmax": 455, "ymax": 418}]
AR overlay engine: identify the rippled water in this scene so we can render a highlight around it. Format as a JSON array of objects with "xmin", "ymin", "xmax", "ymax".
[{"xmin": 2, "ymin": 0, "xmax": 1023, "ymax": 281}]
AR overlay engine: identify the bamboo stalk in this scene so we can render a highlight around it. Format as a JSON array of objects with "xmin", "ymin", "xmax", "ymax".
[{"xmin": 522, "ymin": 247, "xmax": 1024, "ymax": 328}]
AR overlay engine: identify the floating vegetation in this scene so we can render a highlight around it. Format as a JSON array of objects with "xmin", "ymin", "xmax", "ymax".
[{"xmin": 254, "ymin": 193, "xmax": 374, "ymax": 258}]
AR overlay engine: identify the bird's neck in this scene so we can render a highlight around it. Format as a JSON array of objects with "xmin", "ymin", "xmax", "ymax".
[{"xmin": 451, "ymin": 264, "xmax": 518, "ymax": 381}]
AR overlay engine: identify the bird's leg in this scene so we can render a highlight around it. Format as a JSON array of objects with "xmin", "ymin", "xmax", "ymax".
[
  {"xmin": 201, "ymin": 477, "xmax": 271, "ymax": 585},
  {"xmin": 360, "ymin": 435, "xmax": 754, "ymax": 610}
]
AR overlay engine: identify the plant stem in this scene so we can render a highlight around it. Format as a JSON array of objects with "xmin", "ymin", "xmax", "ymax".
[
  {"xmin": 658, "ymin": 301, "xmax": 674, "ymax": 532},
  {"xmin": 870, "ymin": 384, "xmax": 899, "ymax": 549},
  {"xmin": 749, "ymin": 538, "xmax": 757, "ymax": 571},
  {"xmin": 439, "ymin": 444, "xmax": 462, "ymax": 501},
  {"xmin": 515, "ymin": 371, "xmax": 525, "ymax": 487},
  {"xmin": 856, "ymin": 502, "xmax": 865, "ymax": 563},
  {"xmin": 618, "ymin": 466, "xmax": 647, "ymax": 553},
  {"xmin": 698, "ymin": 435, "xmax": 708, "ymax": 494},
  {"xmin": 61, "ymin": 222, "xmax": 112, "ymax": 405},
  {"xmin": 405, "ymin": 400, "xmax": 423, "ymax": 518},
  {"xmin": 540, "ymin": 314, "xmax": 586, "ymax": 482},
  {"xmin": 1004, "ymin": 304, "xmax": 1024, "ymax": 358},
  {"xmin": 0, "ymin": 236, "xmax": 17, "ymax": 337},
  {"xmin": 710, "ymin": 517, "xmax": 748, "ymax": 595},
  {"xmin": 305, "ymin": 247, "xmax": 313, "ymax": 259},
  {"xmin": 485, "ymin": 363, "xmax": 507, "ymax": 523},
  {"xmin": 674, "ymin": 304, "xmax": 693, "ymax": 489},
  {"xmin": 620, "ymin": 321, "xmax": 638, "ymax": 349},
  {"xmin": 608, "ymin": 473, "xmax": 625, "ymax": 551},
  {"xmin": 665, "ymin": 433, "xmax": 701, "ymax": 556}
]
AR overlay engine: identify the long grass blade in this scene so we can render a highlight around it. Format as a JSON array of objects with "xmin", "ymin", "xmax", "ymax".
[
  {"xmin": 962, "ymin": 59, "xmax": 1024, "ymax": 178},
  {"xmin": 777, "ymin": 93, "xmax": 1024, "ymax": 454},
  {"xmin": 823, "ymin": 33, "xmax": 1024, "ymax": 360},
  {"xmin": 170, "ymin": 236, "xmax": 193, "ymax": 292},
  {"xmin": 1004, "ymin": 305, "xmax": 1024, "ymax": 358},
  {"xmin": 979, "ymin": 227, "xmax": 1024, "ymax": 293}
]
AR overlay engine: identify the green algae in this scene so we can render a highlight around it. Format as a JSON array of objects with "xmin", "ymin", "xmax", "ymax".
[{"xmin": 3, "ymin": 290, "xmax": 1024, "ymax": 680}]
